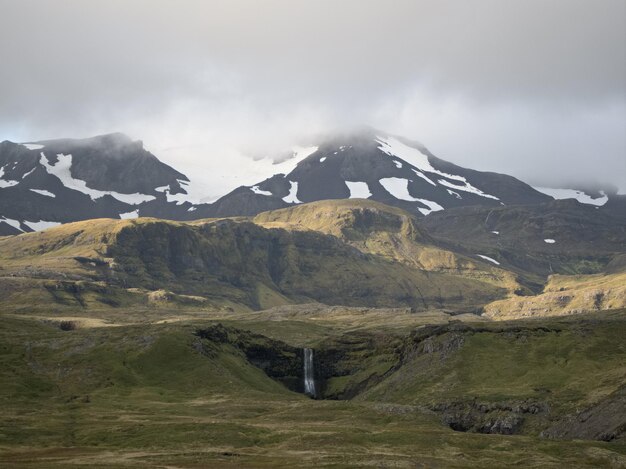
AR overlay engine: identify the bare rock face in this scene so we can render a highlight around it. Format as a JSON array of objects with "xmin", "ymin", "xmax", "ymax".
[{"xmin": 435, "ymin": 400, "xmax": 549, "ymax": 435}]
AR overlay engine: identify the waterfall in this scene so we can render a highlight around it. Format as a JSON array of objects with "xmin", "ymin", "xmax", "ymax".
[{"xmin": 303, "ymin": 348, "xmax": 316, "ymax": 397}]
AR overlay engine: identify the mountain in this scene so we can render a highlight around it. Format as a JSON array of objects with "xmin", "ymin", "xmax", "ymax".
[
  {"xmin": 2, "ymin": 134, "xmax": 624, "ymax": 467},
  {"xmin": 0, "ymin": 202, "xmax": 512, "ymax": 314},
  {"xmin": 420, "ymin": 199, "xmax": 626, "ymax": 276},
  {"xmin": 1, "ymin": 128, "xmax": 623, "ymax": 236},
  {"xmin": 3, "ymin": 197, "xmax": 623, "ymax": 320},
  {"xmin": 205, "ymin": 127, "xmax": 554, "ymax": 217},
  {"xmin": 0, "ymin": 133, "xmax": 200, "ymax": 235}
]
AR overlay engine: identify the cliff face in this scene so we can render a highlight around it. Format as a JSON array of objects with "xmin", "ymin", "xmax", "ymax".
[
  {"xmin": 0, "ymin": 214, "xmax": 506, "ymax": 313},
  {"xmin": 106, "ymin": 218, "xmax": 505, "ymax": 310}
]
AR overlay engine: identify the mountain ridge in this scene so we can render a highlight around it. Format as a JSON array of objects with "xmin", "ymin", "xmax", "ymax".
[{"xmin": 1, "ymin": 129, "xmax": 623, "ymax": 236}]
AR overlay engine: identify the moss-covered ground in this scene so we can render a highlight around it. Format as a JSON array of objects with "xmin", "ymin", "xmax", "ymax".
[{"xmin": 1, "ymin": 308, "xmax": 624, "ymax": 468}]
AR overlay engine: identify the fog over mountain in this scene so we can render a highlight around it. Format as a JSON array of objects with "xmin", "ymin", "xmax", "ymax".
[{"xmin": 1, "ymin": 0, "xmax": 624, "ymax": 199}]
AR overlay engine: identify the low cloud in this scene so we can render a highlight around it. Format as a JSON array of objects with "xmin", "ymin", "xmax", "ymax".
[{"xmin": 1, "ymin": 0, "xmax": 624, "ymax": 194}]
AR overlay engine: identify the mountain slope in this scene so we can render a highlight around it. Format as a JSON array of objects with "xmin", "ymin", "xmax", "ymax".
[
  {"xmin": 253, "ymin": 199, "xmax": 524, "ymax": 294},
  {"xmin": 0, "ymin": 134, "xmax": 200, "ymax": 233},
  {"xmin": 2, "ymin": 129, "xmax": 623, "ymax": 234},
  {"xmin": 205, "ymin": 128, "xmax": 553, "ymax": 218},
  {"xmin": 483, "ymin": 269, "xmax": 626, "ymax": 319},
  {"xmin": 420, "ymin": 199, "xmax": 626, "ymax": 277},
  {"xmin": 0, "ymin": 215, "xmax": 507, "ymax": 313}
]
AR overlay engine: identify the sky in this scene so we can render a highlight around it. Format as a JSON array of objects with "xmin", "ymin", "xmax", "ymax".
[{"xmin": 1, "ymin": 0, "xmax": 625, "ymax": 198}]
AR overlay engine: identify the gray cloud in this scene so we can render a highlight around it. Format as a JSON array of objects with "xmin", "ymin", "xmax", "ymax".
[{"xmin": 1, "ymin": 0, "xmax": 624, "ymax": 194}]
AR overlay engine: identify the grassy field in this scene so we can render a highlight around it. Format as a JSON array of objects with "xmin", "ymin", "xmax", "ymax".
[{"xmin": 0, "ymin": 308, "xmax": 624, "ymax": 468}]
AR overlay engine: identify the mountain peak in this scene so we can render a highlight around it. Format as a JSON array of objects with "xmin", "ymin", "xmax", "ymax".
[{"xmin": 37, "ymin": 132, "xmax": 141, "ymax": 151}]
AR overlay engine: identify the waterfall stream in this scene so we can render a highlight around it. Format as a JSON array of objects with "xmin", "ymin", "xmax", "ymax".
[{"xmin": 303, "ymin": 348, "xmax": 316, "ymax": 397}]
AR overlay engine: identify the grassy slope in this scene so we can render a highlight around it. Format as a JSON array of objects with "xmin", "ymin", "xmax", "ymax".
[
  {"xmin": 2, "ymin": 200, "xmax": 623, "ymax": 320},
  {"xmin": 361, "ymin": 314, "xmax": 626, "ymax": 410},
  {"xmin": 0, "ymin": 311, "xmax": 624, "ymax": 468},
  {"xmin": 0, "ymin": 213, "xmax": 507, "ymax": 314},
  {"xmin": 484, "ymin": 270, "xmax": 626, "ymax": 319},
  {"xmin": 254, "ymin": 199, "xmax": 524, "ymax": 294}
]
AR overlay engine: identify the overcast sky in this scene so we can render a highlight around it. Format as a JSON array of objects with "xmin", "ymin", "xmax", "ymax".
[{"xmin": 1, "ymin": 0, "xmax": 625, "ymax": 196}]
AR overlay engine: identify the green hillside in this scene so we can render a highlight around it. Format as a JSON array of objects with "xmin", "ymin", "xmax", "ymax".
[
  {"xmin": 0, "ymin": 310, "xmax": 624, "ymax": 467},
  {"xmin": 0, "ymin": 207, "xmax": 509, "ymax": 314}
]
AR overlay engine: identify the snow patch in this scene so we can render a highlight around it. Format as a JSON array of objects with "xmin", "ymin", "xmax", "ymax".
[
  {"xmin": 411, "ymin": 169, "xmax": 436, "ymax": 186},
  {"xmin": 446, "ymin": 189, "xmax": 462, "ymax": 199},
  {"xmin": 22, "ymin": 167, "xmax": 36, "ymax": 179},
  {"xmin": 21, "ymin": 143, "xmax": 44, "ymax": 150},
  {"xmin": 273, "ymin": 146, "xmax": 318, "ymax": 176},
  {"xmin": 345, "ymin": 181, "xmax": 372, "ymax": 199},
  {"xmin": 29, "ymin": 188, "xmax": 55, "ymax": 198},
  {"xmin": 476, "ymin": 254, "xmax": 500, "ymax": 265},
  {"xmin": 0, "ymin": 217, "xmax": 23, "ymax": 231},
  {"xmin": 415, "ymin": 199, "xmax": 445, "ymax": 216},
  {"xmin": 544, "ymin": 239, "xmax": 556, "ymax": 244},
  {"xmin": 438, "ymin": 178, "xmax": 499, "ymax": 200},
  {"xmin": 119, "ymin": 210, "xmax": 139, "ymax": 219},
  {"xmin": 0, "ymin": 166, "xmax": 19, "ymax": 188},
  {"xmin": 40, "ymin": 153, "xmax": 155, "ymax": 204},
  {"xmin": 491, "ymin": 231, "xmax": 499, "ymax": 235},
  {"xmin": 379, "ymin": 177, "xmax": 444, "ymax": 215},
  {"xmin": 380, "ymin": 177, "xmax": 420, "ymax": 202},
  {"xmin": 533, "ymin": 187, "xmax": 609, "ymax": 206},
  {"xmin": 376, "ymin": 136, "xmax": 498, "ymax": 199},
  {"xmin": 23, "ymin": 220, "xmax": 61, "ymax": 231},
  {"xmin": 392, "ymin": 160, "xmax": 403, "ymax": 168},
  {"xmin": 319, "ymin": 157, "xmax": 327, "ymax": 162},
  {"xmin": 187, "ymin": 206, "xmax": 197, "ymax": 212},
  {"xmin": 250, "ymin": 185, "xmax": 273, "ymax": 196},
  {"xmin": 154, "ymin": 179, "xmax": 211, "ymax": 205},
  {"xmin": 282, "ymin": 181, "xmax": 302, "ymax": 204}
]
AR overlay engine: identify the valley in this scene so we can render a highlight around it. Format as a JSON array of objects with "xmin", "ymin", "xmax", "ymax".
[
  {"xmin": 0, "ymin": 197, "xmax": 624, "ymax": 467},
  {"xmin": 0, "ymin": 306, "xmax": 624, "ymax": 468},
  {"xmin": 2, "ymin": 1, "xmax": 624, "ymax": 466},
  {"xmin": 1, "ymin": 132, "xmax": 625, "ymax": 468}
]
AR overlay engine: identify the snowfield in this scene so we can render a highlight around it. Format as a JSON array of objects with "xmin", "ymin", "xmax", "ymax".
[
  {"xmin": 21, "ymin": 143, "xmax": 45, "ymax": 150},
  {"xmin": 250, "ymin": 185, "xmax": 273, "ymax": 196},
  {"xmin": 40, "ymin": 153, "xmax": 155, "ymax": 204},
  {"xmin": 345, "ymin": 181, "xmax": 372, "ymax": 199},
  {"xmin": 0, "ymin": 166, "xmax": 19, "ymax": 188},
  {"xmin": 154, "ymin": 179, "xmax": 213, "ymax": 205},
  {"xmin": 0, "ymin": 217, "xmax": 22, "ymax": 231},
  {"xmin": 282, "ymin": 181, "xmax": 302, "ymax": 204},
  {"xmin": 437, "ymin": 178, "xmax": 499, "ymax": 200},
  {"xmin": 23, "ymin": 220, "xmax": 62, "ymax": 231},
  {"xmin": 411, "ymin": 169, "xmax": 436, "ymax": 186},
  {"xmin": 379, "ymin": 177, "xmax": 444, "ymax": 215},
  {"xmin": 120, "ymin": 210, "xmax": 139, "ymax": 219},
  {"xmin": 379, "ymin": 177, "xmax": 420, "ymax": 202},
  {"xmin": 533, "ymin": 187, "xmax": 608, "ymax": 206},
  {"xmin": 273, "ymin": 146, "xmax": 318, "ymax": 176},
  {"xmin": 376, "ymin": 136, "xmax": 498, "ymax": 200}
]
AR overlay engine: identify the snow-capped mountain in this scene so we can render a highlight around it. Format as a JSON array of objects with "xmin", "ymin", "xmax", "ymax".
[
  {"xmin": 203, "ymin": 128, "xmax": 553, "ymax": 217},
  {"xmin": 1, "ymin": 128, "xmax": 623, "ymax": 235},
  {"xmin": 0, "ymin": 133, "xmax": 200, "ymax": 234}
]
